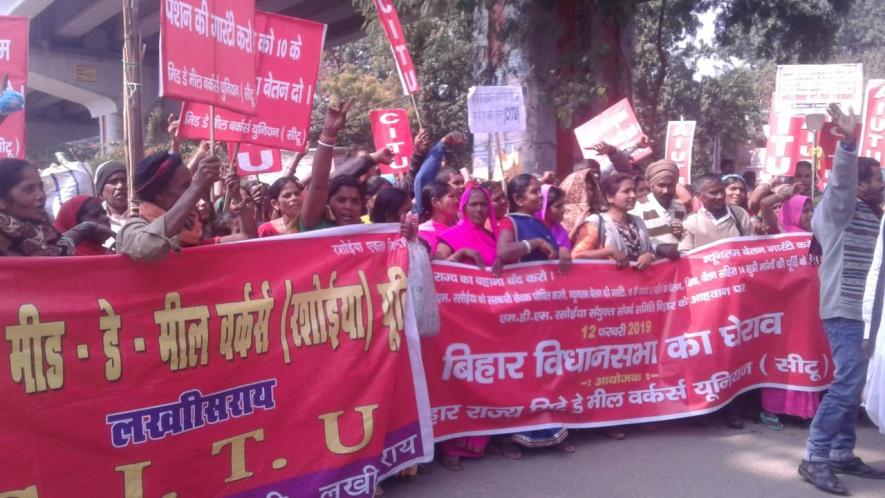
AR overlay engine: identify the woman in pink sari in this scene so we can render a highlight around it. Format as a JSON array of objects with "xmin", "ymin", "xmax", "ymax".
[
  {"xmin": 418, "ymin": 181, "xmax": 460, "ymax": 255},
  {"xmin": 433, "ymin": 185, "xmax": 499, "ymax": 470},
  {"xmin": 759, "ymin": 190, "xmax": 820, "ymax": 429}
]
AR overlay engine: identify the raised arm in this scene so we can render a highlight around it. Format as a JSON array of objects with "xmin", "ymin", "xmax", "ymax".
[{"xmin": 300, "ymin": 100, "xmax": 354, "ymax": 229}]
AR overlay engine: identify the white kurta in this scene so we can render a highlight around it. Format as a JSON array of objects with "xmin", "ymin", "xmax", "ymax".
[{"xmin": 862, "ymin": 216, "xmax": 885, "ymax": 434}]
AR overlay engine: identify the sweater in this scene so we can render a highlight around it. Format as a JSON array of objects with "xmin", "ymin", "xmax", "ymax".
[{"xmin": 812, "ymin": 142, "xmax": 881, "ymax": 321}]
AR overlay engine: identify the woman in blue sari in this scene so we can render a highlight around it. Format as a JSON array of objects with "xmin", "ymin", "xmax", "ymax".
[{"xmin": 495, "ymin": 173, "xmax": 574, "ymax": 456}]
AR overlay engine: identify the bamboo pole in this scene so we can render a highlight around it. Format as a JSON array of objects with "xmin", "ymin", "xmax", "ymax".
[
  {"xmin": 122, "ymin": 0, "xmax": 144, "ymax": 212},
  {"xmin": 409, "ymin": 93, "xmax": 424, "ymax": 129}
]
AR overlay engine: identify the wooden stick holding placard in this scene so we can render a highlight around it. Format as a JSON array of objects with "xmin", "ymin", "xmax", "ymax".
[
  {"xmin": 222, "ymin": 142, "xmax": 240, "ymax": 213},
  {"xmin": 495, "ymin": 132, "xmax": 505, "ymax": 181},
  {"xmin": 122, "ymin": 0, "xmax": 144, "ymax": 212},
  {"xmin": 409, "ymin": 94, "xmax": 424, "ymax": 130}
]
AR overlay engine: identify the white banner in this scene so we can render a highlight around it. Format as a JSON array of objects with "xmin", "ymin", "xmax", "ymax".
[
  {"xmin": 467, "ymin": 86, "xmax": 526, "ymax": 134},
  {"xmin": 774, "ymin": 63, "xmax": 864, "ymax": 115}
]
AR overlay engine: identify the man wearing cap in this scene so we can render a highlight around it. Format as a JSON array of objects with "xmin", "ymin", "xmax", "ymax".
[
  {"xmin": 119, "ymin": 151, "xmax": 256, "ymax": 262},
  {"xmin": 93, "ymin": 160, "xmax": 128, "ymax": 248},
  {"xmin": 629, "ymin": 159, "xmax": 685, "ymax": 260}
]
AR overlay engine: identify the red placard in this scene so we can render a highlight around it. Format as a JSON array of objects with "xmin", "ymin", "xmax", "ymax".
[
  {"xmin": 370, "ymin": 109, "xmax": 414, "ymax": 175},
  {"xmin": 860, "ymin": 79, "xmax": 885, "ymax": 163},
  {"xmin": 574, "ymin": 98, "xmax": 652, "ymax": 163},
  {"xmin": 178, "ymin": 11, "xmax": 325, "ymax": 151},
  {"xmin": 228, "ymin": 142, "xmax": 283, "ymax": 176},
  {"xmin": 664, "ymin": 121, "xmax": 696, "ymax": 184},
  {"xmin": 0, "ymin": 16, "xmax": 28, "ymax": 159},
  {"xmin": 161, "ymin": 0, "xmax": 257, "ymax": 114},
  {"xmin": 764, "ymin": 114, "xmax": 805, "ymax": 177},
  {"xmin": 422, "ymin": 234, "xmax": 831, "ymax": 438},
  {"xmin": 373, "ymin": 0, "xmax": 420, "ymax": 95},
  {"xmin": 0, "ymin": 226, "xmax": 431, "ymax": 497}
]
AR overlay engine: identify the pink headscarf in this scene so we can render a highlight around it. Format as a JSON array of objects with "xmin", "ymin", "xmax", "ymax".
[
  {"xmin": 536, "ymin": 184, "xmax": 572, "ymax": 251},
  {"xmin": 438, "ymin": 185, "xmax": 498, "ymax": 266},
  {"xmin": 779, "ymin": 195, "xmax": 810, "ymax": 233}
]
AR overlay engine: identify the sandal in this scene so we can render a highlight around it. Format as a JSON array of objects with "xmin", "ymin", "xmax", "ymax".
[
  {"xmin": 441, "ymin": 455, "xmax": 464, "ymax": 471},
  {"xmin": 760, "ymin": 411, "xmax": 784, "ymax": 431},
  {"xmin": 555, "ymin": 441, "xmax": 576, "ymax": 453}
]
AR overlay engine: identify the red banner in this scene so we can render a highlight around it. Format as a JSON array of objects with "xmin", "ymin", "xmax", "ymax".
[
  {"xmin": 161, "ymin": 0, "xmax": 256, "ymax": 114},
  {"xmin": 764, "ymin": 114, "xmax": 804, "ymax": 177},
  {"xmin": 861, "ymin": 79, "xmax": 885, "ymax": 163},
  {"xmin": 0, "ymin": 16, "xmax": 28, "ymax": 159},
  {"xmin": 574, "ymin": 98, "xmax": 652, "ymax": 163},
  {"xmin": 421, "ymin": 234, "xmax": 831, "ymax": 438},
  {"xmin": 373, "ymin": 0, "xmax": 420, "ymax": 95},
  {"xmin": 178, "ymin": 11, "xmax": 326, "ymax": 152},
  {"xmin": 371, "ymin": 109, "xmax": 414, "ymax": 175},
  {"xmin": 0, "ymin": 226, "xmax": 432, "ymax": 498},
  {"xmin": 664, "ymin": 121, "xmax": 696, "ymax": 184},
  {"xmin": 228, "ymin": 142, "xmax": 283, "ymax": 176}
]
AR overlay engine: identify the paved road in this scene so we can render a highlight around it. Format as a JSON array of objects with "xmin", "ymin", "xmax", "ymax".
[{"xmin": 384, "ymin": 419, "xmax": 885, "ymax": 497}]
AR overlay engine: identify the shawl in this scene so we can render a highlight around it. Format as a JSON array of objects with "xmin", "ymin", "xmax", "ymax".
[
  {"xmin": 53, "ymin": 195, "xmax": 107, "ymax": 256},
  {"xmin": 439, "ymin": 185, "xmax": 498, "ymax": 266},
  {"xmin": 0, "ymin": 211, "xmax": 74, "ymax": 257},
  {"xmin": 779, "ymin": 195, "xmax": 810, "ymax": 233},
  {"xmin": 138, "ymin": 201, "xmax": 203, "ymax": 247}
]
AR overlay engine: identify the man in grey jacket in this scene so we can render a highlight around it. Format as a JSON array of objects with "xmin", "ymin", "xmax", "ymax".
[{"xmin": 800, "ymin": 104, "xmax": 885, "ymax": 494}]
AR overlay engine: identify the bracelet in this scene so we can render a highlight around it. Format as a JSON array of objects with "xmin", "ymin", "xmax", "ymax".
[
  {"xmin": 319, "ymin": 135, "xmax": 337, "ymax": 145},
  {"xmin": 317, "ymin": 140, "xmax": 335, "ymax": 149},
  {"xmin": 522, "ymin": 240, "xmax": 532, "ymax": 254}
]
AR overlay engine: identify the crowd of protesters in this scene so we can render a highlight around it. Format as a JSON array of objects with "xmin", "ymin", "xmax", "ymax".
[{"xmin": 1, "ymin": 101, "xmax": 884, "ymax": 495}]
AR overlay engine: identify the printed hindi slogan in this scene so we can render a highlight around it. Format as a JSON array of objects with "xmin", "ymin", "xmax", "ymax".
[
  {"xmin": 178, "ymin": 10, "xmax": 326, "ymax": 151},
  {"xmin": 0, "ymin": 226, "xmax": 432, "ymax": 498},
  {"xmin": 0, "ymin": 16, "xmax": 28, "ymax": 159},
  {"xmin": 422, "ymin": 234, "xmax": 832, "ymax": 440},
  {"xmin": 161, "ymin": 0, "xmax": 257, "ymax": 114}
]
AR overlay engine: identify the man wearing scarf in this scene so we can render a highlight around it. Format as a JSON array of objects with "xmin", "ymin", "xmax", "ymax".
[
  {"xmin": 119, "ymin": 151, "xmax": 255, "ymax": 262},
  {"xmin": 629, "ymin": 159, "xmax": 685, "ymax": 260}
]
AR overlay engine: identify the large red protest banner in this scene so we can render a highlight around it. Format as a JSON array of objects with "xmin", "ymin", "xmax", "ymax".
[
  {"xmin": 373, "ymin": 0, "xmax": 420, "ymax": 95},
  {"xmin": 421, "ymin": 234, "xmax": 831, "ymax": 439},
  {"xmin": 161, "ymin": 0, "xmax": 257, "ymax": 114},
  {"xmin": 0, "ymin": 16, "xmax": 28, "ymax": 159},
  {"xmin": 179, "ymin": 11, "xmax": 326, "ymax": 152},
  {"xmin": 860, "ymin": 79, "xmax": 885, "ymax": 163},
  {"xmin": 574, "ymin": 98, "xmax": 652, "ymax": 163},
  {"xmin": 0, "ymin": 226, "xmax": 432, "ymax": 498},
  {"xmin": 664, "ymin": 121, "xmax": 696, "ymax": 184},
  {"xmin": 370, "ymin": 109, "xmax": 414, "ymax": 175}
]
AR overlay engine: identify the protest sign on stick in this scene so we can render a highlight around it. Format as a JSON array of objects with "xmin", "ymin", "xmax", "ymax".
[
  {"xmin": 160, "ymin": 0, "xmax": 257, "ymax": 114},
  {"xmin": 774, "ymin": 63, "xmax": 863, "ymax": 115},
  {"xmin": 0, "ymin": 16, "xmax": 29, "ymax": 160},
  {"xmin": 179, "ymin": 11, "xmax": 325, "ymax": 153},
  {"xmin": 370, "ymin": 109, "xmax": 414, "ymax": 175},
  {"xmin": 574, "ymin": 98, "xmax": 652, "ymax": 164},
  {"xmin": 227, "ymin": 142, "xmax": 283, "ymax": 176},
  {"xmin": 860, "ymin": 79, "xmax": 885, "ymax": 163},
  {"xmin": 763, "ymin": 114, "xmax": 804, "ymax": 177},
  {"xmin": 373, "ymin": 0, "xmax": 420, "ymax": 97},
  {"xmin": 467, "ymin": 86, "xmax": 526, "ymax": 134},
  {"xmin": 664, "ymin": 121, "xmax": 696, "ymax": 184}
]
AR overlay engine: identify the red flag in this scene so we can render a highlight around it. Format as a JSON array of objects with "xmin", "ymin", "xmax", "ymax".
[
  {"xmin": 178, "ymin": 11, "xmax": 326, "ymax": 152},
  {"xmin": 574, "ymin": 98, "xmax": 651, "ymax": 163},
  {"xmin": 0, "ymin": 16, "xmax": 28, "ymax": 159},
  {"xmin": 664, "ymin": 121, "xmax": 696, "ymax": 184},
  {"xmin": 371, "ymin": 109, "xmax": 414, "ymax": 175},
  {"xmin": 161, "ymin": 0, "xmax": 256, "ymax": 114},
  {"xmin": 227, "ymin": 142, "xmax": 283, "ymax": 176},
  {"xmin": 860, "ymin": 79, "xmax": 885, "ymax": 164},
  {"xmin": 373, "ymin": 0, "xmax": 420, "ymax": 95}
]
